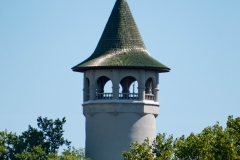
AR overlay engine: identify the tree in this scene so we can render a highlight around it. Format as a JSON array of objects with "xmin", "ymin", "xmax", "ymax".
[
  {"xmin": 14, "ymin": 145, "xmax": 47, "ymax": 160},
  {"xmin": 153, "ymin": 133, "xmax": 174, "ymax": 160},
  {"xmin": 0, "ymin": 117, "xmax": 90, "ymax": 160},
  {"xmin": 122, "ymin": 115, "xmax": 240, "ymax": 160},
  {"xmin": 14, "ymin": 146, "xmax": 90, "ymax": 160},
  {"xmin": 36, "ymin": 117, "xmax": 71, "ymax": 154},
  {"xmin": 227, "ymin": 115, "xmax": 240, "ymax": 158},
  {"xmin": 122, "ymin": 134, "xmax": 174, "ymax": 160},
  {"xmin": 173, "ymin": 123, "xmax": 237, "ymax": 159},
  {"xmin": 59, "ymin": 147, "xmax": 90, "ymax": 160},
  {"xmin": 122, "ymin": 138, "xmax": 154, "ymax": 160},
  {"xmin": 0, "ymin": 130, "xmax": 20, "ymax": 159}
]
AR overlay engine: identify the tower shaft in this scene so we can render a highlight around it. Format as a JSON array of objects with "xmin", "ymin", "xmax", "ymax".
[{"xmin": 83, "ymin": 69, "xmax": 159, "ymax": 160}]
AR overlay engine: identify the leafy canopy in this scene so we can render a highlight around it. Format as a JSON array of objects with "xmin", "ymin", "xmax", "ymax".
[
  {"xmin": 0, "ymin": 117, "xmax": 89, "ymax": 160},
  {"xmin": 122, "ymin": 115, "xmax": 240, "ymax": 160}
]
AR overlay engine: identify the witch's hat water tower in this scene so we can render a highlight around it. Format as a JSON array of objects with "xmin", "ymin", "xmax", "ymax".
[{"xmin": 72, "ymin": 0, "xmax": 170, "ymax": 159}]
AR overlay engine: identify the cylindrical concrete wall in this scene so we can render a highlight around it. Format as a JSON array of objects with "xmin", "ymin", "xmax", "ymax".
[{"xmin": 85, "ymin": 112, "xmax": 156, "ymax": 160}]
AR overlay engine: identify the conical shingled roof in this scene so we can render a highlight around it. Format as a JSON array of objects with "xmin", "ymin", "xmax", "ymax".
[{"xmin": 72, "ymin": 0, "xmax": 170, "ymax": 72}]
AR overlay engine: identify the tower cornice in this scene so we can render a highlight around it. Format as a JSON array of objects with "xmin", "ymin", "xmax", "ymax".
[{"xmin": 83, "ymin": 100, "xmax": 159, "ymax": 117}]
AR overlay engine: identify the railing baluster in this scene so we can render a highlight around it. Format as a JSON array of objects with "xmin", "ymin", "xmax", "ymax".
[
  {"xmin": 95, "ymin": 92, "xmax": 151, "ymax": 100},
  {"xmin": 96, "ymin": 93, "xmax": 113, "ymax": 100},
  {"xmin": 119, "ymin": 93, "xmax": 139, "ymax": 100},
  {"xmin": 145, "ymin": 94, "xmax": 154, "ymax": 100}
]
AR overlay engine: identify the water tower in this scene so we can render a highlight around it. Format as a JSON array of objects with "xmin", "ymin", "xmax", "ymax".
[{"xmin": 72, "ymin": 0, "xmax": 170, "ymax": 159}]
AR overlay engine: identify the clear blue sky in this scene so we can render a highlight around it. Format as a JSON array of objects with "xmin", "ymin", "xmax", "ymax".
[{"xmin": 1, "ymin": 0, "xmax": 240, "ymax": 149}]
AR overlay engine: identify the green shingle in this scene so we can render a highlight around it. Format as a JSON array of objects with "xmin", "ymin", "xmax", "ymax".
[{"xmin": 72, "ymin": 0, "xmax": 170, "ymax": 72}]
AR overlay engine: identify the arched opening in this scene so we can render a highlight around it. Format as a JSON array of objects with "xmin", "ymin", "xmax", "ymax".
[
  {"xmin": 86, "ymin": 78, "xmax": 90, "ymax": 101},
  {"xmin": 96, "ymin": 76, "xmax": 113, "ymax": 99},
  {"xmin": 104, "ymin": 81, "xmax": 112, "ymax": 93},
  {"xmin": 145, "ymin": 78, "xmax": 154, "ymax": 100},
  {"xmin": 129, "ymin": 81, "xmax": 138, "ymax": 94},
  {"xmin": 119, "ymin": 76, "xmax": 138, "ymax": 100}
]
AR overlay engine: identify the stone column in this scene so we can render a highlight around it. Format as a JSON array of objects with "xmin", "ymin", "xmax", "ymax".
[
  {"xmin": 83, "ymin": 89, "xmax": 87, "ymax": 102},
  {"xmin": 154, "ymin": 73, "xmax": 159, "ymax": 102},
  {"xmin": 112, "ymin": 69, "xmax": 119, "ymax": 99},
  {"xmin": 138, "ymin": 70, "xmax": 145, "ymax": 100},
  {"xmin": 89, "ymin": 70, "xmax": 96, "ymax": 100},
  {"xmin": 154, "ymin": 87, "xmax": 159, "ymax": 102},
  {"xmin": 83, "ymin": 72, "xmax": 91, "ymax": 102},
  {"xmin": 83, "ymin": 72, "xmax": 87, "ymax": 102}
]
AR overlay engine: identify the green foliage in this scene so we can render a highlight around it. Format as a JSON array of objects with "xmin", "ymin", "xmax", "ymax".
[
  {"xmin": 153, "ymin": 133, "xmax": 174, "ymax": 160},
  {"xmin": 0, "ymin": 130, "xmax": 20, "ymax": 159},
  {"xmin": 173, "ymin": 123, "xmax": 237, "ymax": 159},
  {"xmin": 122, "ymin": 134, "xmax": 173, "ymax": 160},
  {"xmin": 122, "ymin": 138, "xmax": 154, "ymax": 160},
  {"xmin": 59, "ymin": 147, "xmax": 90, "ymax": 160},
  {"xmin": 14, "ymin": 146, "xmax": 89, "ymax": 160},
  {"xmin": 15, "ymin": 145, "xmax": 46, "ymax": 160},
  {"xmin": 227, "ymin": 115, "xmax": 240, "ymax": 157},
  {"xmin": 0, "ymin": 131, "xmax": 7, "ymax": 158},
  {"xmin": 36, "ymin": 117, "xmax": 71, "ymax": 154},
  {"xmin": 0, "ymin": 117, "xmax": 89, "ymax": 160},
  {"xmin": 123, "ymin": 115, "xmax": 240, "ymax": 160}
]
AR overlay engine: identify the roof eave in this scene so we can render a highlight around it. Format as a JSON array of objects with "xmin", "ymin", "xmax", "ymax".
[{"xmin": 71, "ymin": 66, "xmax": 170, "ymax": 73}]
